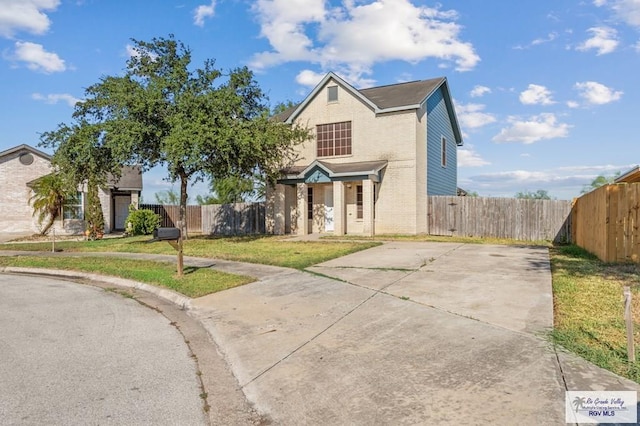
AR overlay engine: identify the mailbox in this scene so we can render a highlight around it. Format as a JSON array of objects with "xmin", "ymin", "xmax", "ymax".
[{"xmin": 153, "ymin": 227, "xmax": 181, "ymax": 241}]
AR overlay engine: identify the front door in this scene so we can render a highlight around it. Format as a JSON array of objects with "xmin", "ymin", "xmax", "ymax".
[
  {"xmin": 324, "ymin": 186, "xmax": 334, "ymax": 232},
  {"xmin": 113, "ymin": 195, "xmax": 131, "ymax": 231}
]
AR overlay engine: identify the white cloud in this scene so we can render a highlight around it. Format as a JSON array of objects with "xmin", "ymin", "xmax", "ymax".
[
  {"xmin": 515, "ymin": 32, "xmax": 558, "ymax": 49},
  {"xmin": 13, "ymin": 41, "xmax": 65, "ymax": 73},
  {"xmin": 470, "ymin": 85, "xmax": 491, "ymax": 98},
  {"xmin": 574, "ymin": 81, "xmax": 623, "ymax": 105},
  {"xmin": 566, "ymin": 100, "xmax": 580, "ymax": 108},
  {"xmin": 32, "ymin": 92, "xmax": 81, "ymax": 107},
  {"xmin": 193, "ymin": 1, "xmax": 216, "ymax": 27},
  {"xmin": 125, "ymin": 43, "xmax": 158, "ymax": 61},
  {"xmin": 455, "ymin": 102, "xmax": 496, "ymax": 130},
  {"xmin": 0, "ymin": 0, "xmax": 60, "ymax": 38},
  {"xmin": 295, "ymin": 69, "xmax": 326, "ymax": 87},
  {"xmin": 596, "ymin": 0, "xmax": 640, "ymax": 27},
  {"xmin": 532, "ymin": 32, "xmax": 558, "ymax": 46},
  {"xmin": 519, "ymin": 84, "xmax": 555, "ymax": 105},
  {"xmin": 251, "ymin": 0, "xmax": 479, "ymax": 86},
  {"xmin": 464, "ymin": 162, "xmax": 636, "ymax": 199},
  {"xmin": 458, "ymin": 145, "xmax": 490, "ymax": 167},
  {"xmin": 576, "ymin": 26, "xmax": 619, "ymax": 55},
  {"xmin": 493, "ymin": 113, "xmax": 571, "ymax": 144}
]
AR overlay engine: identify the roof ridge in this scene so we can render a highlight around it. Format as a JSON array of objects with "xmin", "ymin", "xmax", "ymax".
[{"xmin": 358, "ymin": 77, "xmax": 444, "ymax": 92}]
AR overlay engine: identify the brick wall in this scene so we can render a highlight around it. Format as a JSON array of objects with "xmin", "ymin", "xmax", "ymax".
[{"xmin": 0, "ymin": 151, "xmax": 52, "ymax": 234}]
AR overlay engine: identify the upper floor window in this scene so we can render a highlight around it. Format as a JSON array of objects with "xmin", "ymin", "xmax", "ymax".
[
  {"xmin": 317, "ymin": 121, "xmax": 352, "ymax": 157},
  {"xmin": 327, "ymin": 86, "xmax": 338, "ymax": 102},
  {"xmin": 441, "ymin": 136, "xmax": 447, "ymax": 168}
]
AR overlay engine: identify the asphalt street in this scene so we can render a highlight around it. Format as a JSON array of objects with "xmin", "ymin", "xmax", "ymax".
[{"xmin": 0, "ymin": 273, "xmax": 207, "ymax": 425}]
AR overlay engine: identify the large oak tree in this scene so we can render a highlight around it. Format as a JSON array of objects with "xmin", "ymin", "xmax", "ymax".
[{"xmin": 44, "ymin": 35, "xmax": 309, "ymax": 274}]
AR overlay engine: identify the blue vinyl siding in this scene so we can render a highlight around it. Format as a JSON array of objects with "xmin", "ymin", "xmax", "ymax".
[{"xmin": 426, "ymin": 88, "xmax": 457, "ymax": 195}]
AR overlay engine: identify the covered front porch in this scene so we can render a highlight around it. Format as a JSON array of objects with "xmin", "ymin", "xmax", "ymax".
[{"xmin": 267, "ymin": 160, "xmax": 387, "ymax": 237}]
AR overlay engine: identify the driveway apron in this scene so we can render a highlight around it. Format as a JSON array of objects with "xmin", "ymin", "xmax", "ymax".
[{"xmin": 188, "ymin": 242, "xmax": 640, "ymax": 425}]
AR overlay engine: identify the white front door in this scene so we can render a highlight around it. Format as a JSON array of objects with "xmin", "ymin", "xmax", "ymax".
[
  {"xmin": 324, "ymin": 186, "xmax": 334, "ymax": 232},
  {"xmin": 114, "ymin": 196, "xmax": 131, "ymax": 230}
]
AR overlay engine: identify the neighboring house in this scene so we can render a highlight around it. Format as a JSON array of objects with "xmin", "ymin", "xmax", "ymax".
[
  {"xmin": 0, "ymin": 144, "xmax": 142, "ymax": 235},
  {"xmin": 266, "ymin": 72, "xmax": 463, "ymax": 236},
  {"xmin": 615, "ymin": 166, "xmax": 640, "ymax": 184}
]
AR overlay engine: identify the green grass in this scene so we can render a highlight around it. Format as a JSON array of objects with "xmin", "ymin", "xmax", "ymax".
[
  {"xmin": 550, "ymin": 244, "xmax": 640, "ymax": 383},
  {"xmin": 0, "ymin": 256, "xmax": 254, "ymax": 298},
  {"xmin": 0, "ymin": 235, "xmax": 380, "ymax": 269}
]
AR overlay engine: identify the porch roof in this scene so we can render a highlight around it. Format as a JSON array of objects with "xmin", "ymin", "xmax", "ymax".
[{"xmin": 280, "ymin": 160, "xmax": 388, "ymax": 184}]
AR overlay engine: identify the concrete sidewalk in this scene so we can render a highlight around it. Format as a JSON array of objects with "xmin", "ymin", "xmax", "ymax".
[{"xmin": 2, "ymin": 243, "xmax": 639, "ymax": 424}]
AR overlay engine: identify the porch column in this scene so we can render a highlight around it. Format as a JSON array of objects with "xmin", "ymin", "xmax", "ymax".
[
  {"xmin": 131, "ymin": 192, "xmax": 139, "ymax": 209},
  {"xmin": 266, "ymin": 183, "xmax": 286, "ymax": 234},
  {"xmin": 362, "ymin": 179, "xmax": 375, "ymax": 236},
  {"xmin": 296, "ymin": 183, "xmax": 309, "ymax": 235},
  {"xmin": 333, "ymin": 181, "xmax": 346, "ymax": 236}
]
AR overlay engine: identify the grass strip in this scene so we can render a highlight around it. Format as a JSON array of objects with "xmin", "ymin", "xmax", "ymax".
[
  {"xmin": 0, "ymin": 256, "xmax": 254, "ymax": 298},
  {"xmin": 549, "ymin": 244, "xmax": 640, "ymax": 383},
  {"xmin": 0, "ymin": 235, "xmax": 380, "ymax": 269}
]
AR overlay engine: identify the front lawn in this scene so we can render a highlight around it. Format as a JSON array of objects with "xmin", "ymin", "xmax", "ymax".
[
  {"xmin": 0, "ymin": 256, "xmax": 253, "ymax": 298},
  {"xmin": 550, "ymin": 245, "xmax": 640, "ymax": 383},
  {"xmin": 0, "ymin": 235, "xmax": 380, "ymax": 269}
]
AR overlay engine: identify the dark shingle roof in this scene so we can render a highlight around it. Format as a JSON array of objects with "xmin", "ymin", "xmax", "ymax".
[
  {"xmin": 358, "ymin": 78, "xmax": 444, "ymax": 110},
  {"xmin": 107, "ymin": 165, "xmax": 143, "ymax": 190}
]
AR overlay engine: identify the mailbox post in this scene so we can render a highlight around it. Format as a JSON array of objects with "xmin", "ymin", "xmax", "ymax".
[{"xmin": 152, "ymin": 227, "xmax": 184, "ymax": 277}]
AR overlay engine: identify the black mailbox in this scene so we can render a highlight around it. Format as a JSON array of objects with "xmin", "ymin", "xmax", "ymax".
[{"xmin": 153, "ymin": 227, "xmax": 181, "ymax": 241}]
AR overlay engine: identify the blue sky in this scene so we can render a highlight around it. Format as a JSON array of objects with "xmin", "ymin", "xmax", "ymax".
[{"xmin": 1, "ymin": 0, "xmax": 639, "ymax": 201}]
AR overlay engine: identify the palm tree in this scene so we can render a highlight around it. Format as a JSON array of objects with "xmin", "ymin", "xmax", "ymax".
[
  {"xmin": 29, "ymin": 172, "xmax": 74, "ymax": 235},
  {"xmin": 572, "ymin": 396, "xmax": 586, "ymax": 412}
]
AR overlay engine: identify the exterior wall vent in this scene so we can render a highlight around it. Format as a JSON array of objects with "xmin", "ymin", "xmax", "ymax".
[{"xmin": 19, "ymin": 153, "xmax": 34, "ymax": 165}]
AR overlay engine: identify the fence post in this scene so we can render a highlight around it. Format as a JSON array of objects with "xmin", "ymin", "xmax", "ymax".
[{"xmin": 624, "ymin": 286, "xmax": 635, "ymax": 362}]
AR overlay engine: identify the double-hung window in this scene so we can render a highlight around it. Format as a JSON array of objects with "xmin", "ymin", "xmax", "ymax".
[
  {"xmin": 63, "ymin": 191, "xmax": 83, "ymax": 220},
  {"xmin": 317, "ymin": 121, "xmax": 352, "ymax": 157}
]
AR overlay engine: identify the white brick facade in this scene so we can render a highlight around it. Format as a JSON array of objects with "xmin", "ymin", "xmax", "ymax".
[
  {"xmin": 0, "ymin": 145, "xmax": 142, "ymax": 236},
  {"xmin": 266, "ymin": 72, "xmax": 461, "ymax": 236}
]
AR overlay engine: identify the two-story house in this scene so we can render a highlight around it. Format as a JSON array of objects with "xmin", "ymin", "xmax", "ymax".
[{"xmin": 266, "ymin": 72, "xmax": 463, "ymax": 236}]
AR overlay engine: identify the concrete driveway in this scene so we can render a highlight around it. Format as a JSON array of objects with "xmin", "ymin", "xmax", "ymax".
[{"xmin": 189, "ymin": 241, "xmax": 640, "ymax": 425}]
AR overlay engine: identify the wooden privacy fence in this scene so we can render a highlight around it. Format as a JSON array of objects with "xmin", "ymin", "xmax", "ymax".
[
  {"xmin": 201, "ymin": 203, "xmax": 265, "ymax": 235},
  {"xmin": 572, "ymin": 183, "xmax": 640, "ymax": 263},
  {"xmin": 140, "ymin": 204, "xmax": 202, "ymax": 233},
  {"xmin": 428, "ymin": 196, "xmax": 573, "ymax": 242},
  {"xmin": 140, "ymin": 203, "xmax": 265, "ymax": 235}
]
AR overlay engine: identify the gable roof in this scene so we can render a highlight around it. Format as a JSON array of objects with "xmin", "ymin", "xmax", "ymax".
[
  {"xmin": 281, "ymin": 159, "xmax": 388, "ymax": 184},
  {"xmin": 358, "ymin": 78, "xmax": 444, "ymax": 110},
  {"xmin": 0, "ymin": 144, "xmax": 51, "ymax": 161},
  {"xmin": 284, "ymin": 72, "xmax": 463, "ymax": 145}
]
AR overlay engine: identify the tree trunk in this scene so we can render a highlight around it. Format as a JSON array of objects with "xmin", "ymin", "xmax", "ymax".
[
  {"xmin": 176, "ymin": 172, "xmax": 188, "ymax": 278},
  {"xmin": 179, "ymin": 172, "xmax": 189, "ymax": 240},
  {"xmin": 40, "ymin": 209, "xmax": 57, "ymax": 235}
]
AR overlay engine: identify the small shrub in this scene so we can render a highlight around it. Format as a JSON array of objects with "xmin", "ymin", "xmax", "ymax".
[{"xmin": 125, "ymin": 209, "xmax": 160, "ymax": 236}]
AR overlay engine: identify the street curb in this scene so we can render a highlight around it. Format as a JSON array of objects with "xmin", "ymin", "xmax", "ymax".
[{"xmin": 0, "ymin": 267, "xmax": 193, "ymax": 310}]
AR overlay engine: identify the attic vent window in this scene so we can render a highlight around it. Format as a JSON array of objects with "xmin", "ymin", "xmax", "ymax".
[
  {"xmin": 19, "ymin": 153, "xmax": 34, "ymax": 165},
  {"xmin": 327, "ymin": 86, "xmax": 338, "ymax": 102}
]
